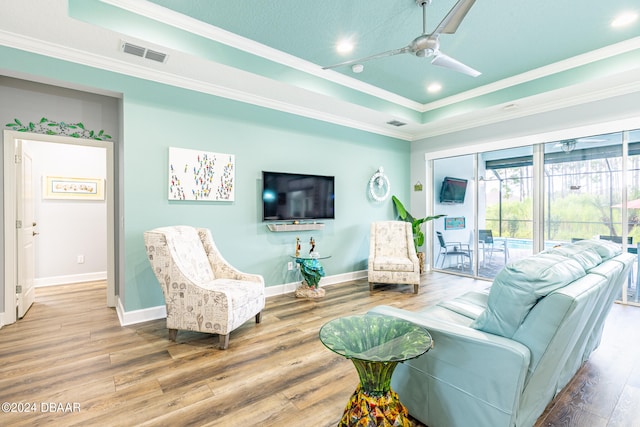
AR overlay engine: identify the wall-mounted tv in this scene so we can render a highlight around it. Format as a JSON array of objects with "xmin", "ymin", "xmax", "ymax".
[
  {"xmin": 262, "ymin": 171, "xmax": 335, "ymax": 221},
  {"xmin": 439, "ymin": 177, "xmax": 467, "ymax": 204}
]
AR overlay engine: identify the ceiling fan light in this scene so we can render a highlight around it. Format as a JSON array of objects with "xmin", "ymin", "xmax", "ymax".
[
  {"xmin": 416, "ymin": 48, "xmax": 435, "ymax": 58},
  {"xmin": 561, "ymin": 140, "xmax": 576, "ymax": 153}
]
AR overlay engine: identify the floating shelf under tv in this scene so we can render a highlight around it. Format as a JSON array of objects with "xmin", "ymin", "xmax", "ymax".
[{"xmin": 266, "ymin": 222, "xmax": 325, "ymax": 232}]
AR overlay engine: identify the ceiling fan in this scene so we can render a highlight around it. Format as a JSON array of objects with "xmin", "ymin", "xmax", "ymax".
[
  {"xmin": 555, "ymin": 138, "xmax": 608, "ymax": 153},
  {"xmin": 323, "ymin": 0, "xmax": 480, "ymax": 77}
]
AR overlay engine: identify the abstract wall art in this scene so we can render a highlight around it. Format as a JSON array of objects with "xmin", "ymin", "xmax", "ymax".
[{"xmin": 168, "ymin": 147, "xmax": 235, "ymax": 201}]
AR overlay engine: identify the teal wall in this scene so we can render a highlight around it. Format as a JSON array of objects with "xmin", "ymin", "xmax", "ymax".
[{"xmin": 1, "ymin": 47, "xmax": 410, "ymax": 312}]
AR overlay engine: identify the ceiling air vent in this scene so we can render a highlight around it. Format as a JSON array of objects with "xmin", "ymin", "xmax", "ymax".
[
  {"xmin": 144, "ymin": 49, "xmax": 167, "ymax": 63},
  {"xmin": 121, "ymin": 42, "xmax": 168, "ymax": 63},
  {"xmin": 386, "ymin": 120, "xmax": 407, "ymax": 127}
]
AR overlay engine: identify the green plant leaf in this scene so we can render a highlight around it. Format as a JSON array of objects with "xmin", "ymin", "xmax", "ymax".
[
  {"xmin": 391, "ymin": 195, "xmax": 445, "ymax": 251},
  {"xmin": 40, "ymin": 117, "xmax": 48, "ymax": 123},
  {"xmin": 15, "ymin": 118, "xmax": 22, "ymax": 126},
  {"xmin": 77, "ymin": 122, "xmax": 85, "ymax": 129},
  {"xmin": 392, "ymin": 195, "xmax": 408, "ymax": 220}
]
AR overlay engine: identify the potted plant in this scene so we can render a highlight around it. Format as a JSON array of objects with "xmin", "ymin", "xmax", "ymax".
[{"xmin": 392, "ymin": 195, "xmax": 445, "ymax": 273}]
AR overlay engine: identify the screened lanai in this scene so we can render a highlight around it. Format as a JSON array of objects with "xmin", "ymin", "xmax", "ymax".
[{"xmin": 431, "ymin": 129, "xmax": 640, "ymax": 306}]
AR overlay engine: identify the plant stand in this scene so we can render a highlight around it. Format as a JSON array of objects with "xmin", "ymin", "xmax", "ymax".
[{"xmin": 417, "ymin": 252, "xmax": 426, "ymax": 273}]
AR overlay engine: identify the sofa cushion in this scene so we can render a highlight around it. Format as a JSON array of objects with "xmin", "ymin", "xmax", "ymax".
[
  {"xmin": 543, "ymin": 245, "xmax": 602, "ymax": 271},
  {"xmin": 373, "ymin": 256, "xmax": 414, "ymax": 272},
  {"xmin": 437, "ymin": 290, "xmax": 490, "ymax": 320},
  {"xmin": 471, "ymin": 253, "xmax": 586, "ymax": 338},
  {"xmin": 572, "ymin": 239, "xmax": 622, "ymax": 261}
]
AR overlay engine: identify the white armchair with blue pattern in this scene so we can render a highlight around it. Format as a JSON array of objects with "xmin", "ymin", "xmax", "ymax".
[
  {"xmin": 144, "ymin": 225, "xmax": 265, "ymax": 349},
  {"xmin": 368, "ymin": 221, "xmax": 421, "ymax": 294}
]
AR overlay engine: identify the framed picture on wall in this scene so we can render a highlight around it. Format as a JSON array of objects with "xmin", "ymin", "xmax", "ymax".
[
  {"xmin": 43, "ymin": 176, "xmax": 105, "ymax": 200},
  {"xmin": 444, "ymin": 216, "xmax": 465, "ymax": 230},
  {"xmin": 168, "ymin": 147, "xmax": 235, "ymax": 201}
]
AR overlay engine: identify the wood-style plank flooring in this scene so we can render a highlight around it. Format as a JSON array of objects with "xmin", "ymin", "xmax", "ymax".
[{"xmin": 0, "ymin": 274, "xmax": 639, "ymax": 426}]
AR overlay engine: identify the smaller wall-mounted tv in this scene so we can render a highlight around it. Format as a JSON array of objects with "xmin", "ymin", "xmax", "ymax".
[
  {"xmin": 262, "ymin": 171, "xmax": 335, "ymax": 221},
  {"xmin": 439, "ymin": 177, "xmax": 468, "ymax": 204}
]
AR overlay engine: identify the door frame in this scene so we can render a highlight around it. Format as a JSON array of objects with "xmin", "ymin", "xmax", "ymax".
[{"xmin": 3, "ymin": 130, "xmax": 116, "ymax": 325}]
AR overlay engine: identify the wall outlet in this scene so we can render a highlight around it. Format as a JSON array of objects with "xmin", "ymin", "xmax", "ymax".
[
  {"xmin": 287, "ymin": 261, "xmax": 293, "ymax": 271},
  {"xmin": 77, "ymin": 255, "xmax": 85, "ymax": 264}
]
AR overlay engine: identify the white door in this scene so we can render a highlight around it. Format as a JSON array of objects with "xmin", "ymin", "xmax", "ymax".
[{"xmin": 16, "ymin": 140, "xmax": 36, "ymax": 318}]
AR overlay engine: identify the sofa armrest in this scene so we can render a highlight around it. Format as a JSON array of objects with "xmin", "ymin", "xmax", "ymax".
[{"xmin": 368, "ymin": 305, "xmax": 531, "ymax": 427}]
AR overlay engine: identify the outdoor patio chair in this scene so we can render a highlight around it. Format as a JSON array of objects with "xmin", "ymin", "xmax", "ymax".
[
  {"xmin": 479, "ymin": 229, "xmax": 508, "ymax": 265},
  {"xmin": 436, "ymin": 231, "xmax": 471, "ymax": 272}
]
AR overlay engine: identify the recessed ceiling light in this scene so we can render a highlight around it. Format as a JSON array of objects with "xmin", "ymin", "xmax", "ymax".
[
  {"xmin": 611, "ymin": 11, "xmax": 638, "ymax": 28},
  {"xmin": 427, "ymin": 83, "xmax": 442, "ymax": 93},
  {"xmin": 336, "ymin": 39, "xmax": 354, "ymax": 54},
  {"xmin": 351, "ymin": 64, "xmax": 364, "ymax": 73}
]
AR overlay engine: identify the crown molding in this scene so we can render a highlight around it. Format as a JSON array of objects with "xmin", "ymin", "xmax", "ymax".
[
  {"xmin": 99, "ymin": 1, "xmax": 640, "ymax": 117},
  {"xmin": 99, "ymin": 0, "xmax": 425, "ymax": 112},
  {"xmin": 413, "ymin": 66, "xmax": 640, "ymax": 140},
  {"xmin": 0, "ymin": 29, "xmax": 415, "ymax": 141},
  {"xmin": 422, "ymin": 36, "xmax": 640, "ymax": 113}
]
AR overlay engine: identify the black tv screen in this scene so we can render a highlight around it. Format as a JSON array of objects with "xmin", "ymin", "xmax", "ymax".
[
  {"xmin": 262, "ymin": 171, "xmax": 335, "ymax": 221},
  {"xmin": 439, "ymin": 177, "xmax": 467, "ymax": 204}
]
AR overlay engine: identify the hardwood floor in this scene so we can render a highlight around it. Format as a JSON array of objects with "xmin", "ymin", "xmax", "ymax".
[{"xmin": 0, "ymin": 274, "xmax": 638, "ymax": 426}]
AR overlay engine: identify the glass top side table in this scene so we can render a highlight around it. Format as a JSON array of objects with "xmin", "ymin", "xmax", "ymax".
[{"xmin": 319, "ymin": 314, "xmax": 433, "ymax": 427}]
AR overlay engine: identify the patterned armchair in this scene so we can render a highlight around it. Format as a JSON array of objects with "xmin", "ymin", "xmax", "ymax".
[
  {"xmin": 144, "ymin": 225, "xmax": 265, "ymax": 349},
  {"xmin": 368, "ymin": 221, "xmax": 421, "ymax": 294}
]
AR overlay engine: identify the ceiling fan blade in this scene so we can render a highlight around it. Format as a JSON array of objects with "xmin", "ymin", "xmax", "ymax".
[
  {"xmin": 322, "ymin": 46, "xmax": 410, "ymax": 70},
  {"xmin": 431, "ymin": 52, "xmax": 481, "ymax": 77},
  {"xmin": 432, "ymin": 0, "xmax": 477, "ymax": 36}
]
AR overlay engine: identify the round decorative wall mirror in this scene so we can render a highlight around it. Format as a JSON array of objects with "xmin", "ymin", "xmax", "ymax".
[{"xmin": 369, "ymin": 167, "xmax": 390, "ymax": 202}]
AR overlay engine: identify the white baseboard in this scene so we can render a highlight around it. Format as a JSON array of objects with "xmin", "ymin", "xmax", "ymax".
[
  {"xmin": 264, "ymin": 269, "xmax": 367, "ymax": 297},
  {"xmin": 117, "ymin": 296, "xmax": 167, "ymax": 326},
  {"xmin": 117, "ymin": 270, "xmax": 368, "ymax": 326},
  {"xmin": 35, "ymin": 271, "xmax": 108, "ymax": 287},
  {"xmin": 0, "ymin": 312, "xmax": 4, "ymax": 330}
]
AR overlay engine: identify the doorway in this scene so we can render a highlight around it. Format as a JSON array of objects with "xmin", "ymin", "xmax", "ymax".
[{"xmin": 3, "ymin": 130, "xmax": 116, "ymax": 325}]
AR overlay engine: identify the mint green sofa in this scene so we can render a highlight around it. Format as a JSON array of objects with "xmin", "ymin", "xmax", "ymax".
[{"xmin": 369, "ymin": 239, "xmax": 635, "ymax": 427}]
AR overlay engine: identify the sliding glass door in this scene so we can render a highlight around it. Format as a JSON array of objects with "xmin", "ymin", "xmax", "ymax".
[
  {"xmin": 478, "ymin": 147, "xmax": 534, "ymax": 279},
  {"xmin": 432, "ymin": 155, "xmax": 474, "ymax": 275},
  {"xmin": 429, "ymin": 128, "xmax": 640, "ymax": 304}
]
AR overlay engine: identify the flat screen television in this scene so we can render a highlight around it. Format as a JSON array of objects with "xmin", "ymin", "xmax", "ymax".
[
  {"xmin": 439, "ymin": 177, "xmax": 467, "ymax": 204},
  {"xmin": 262, "ymin": 171, "xmax": 335, "ymax": 221}
]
